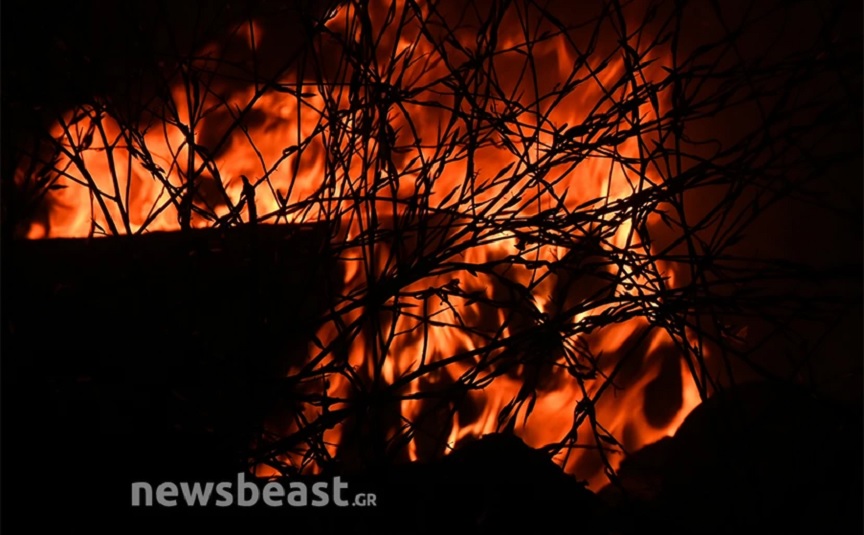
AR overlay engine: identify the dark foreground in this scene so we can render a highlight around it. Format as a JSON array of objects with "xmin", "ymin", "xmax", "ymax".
[{"xmin": 3, "ymin": 228, "xmax": 861, "ymax": 534}]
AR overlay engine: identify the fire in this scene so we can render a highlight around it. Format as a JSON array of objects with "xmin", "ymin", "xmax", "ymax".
[{"xmin": 16, "ymin": 0, "xmax": 713, "ymax": 488}]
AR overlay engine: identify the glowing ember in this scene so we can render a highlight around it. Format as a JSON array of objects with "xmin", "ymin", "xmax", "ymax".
[{"xmin": 16, "ymin": 0, "xmax": 725, "ymax": 488}]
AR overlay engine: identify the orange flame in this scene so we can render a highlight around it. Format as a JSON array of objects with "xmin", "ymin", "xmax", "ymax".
[{"xmin": 17, "ymin": 0, "xmax": 711, "ymax": 488}]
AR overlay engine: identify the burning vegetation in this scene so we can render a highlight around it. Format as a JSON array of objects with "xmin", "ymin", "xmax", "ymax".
[{"xmin": 3, "ymin": 0, "xmax": 861, "ymax": 532}]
